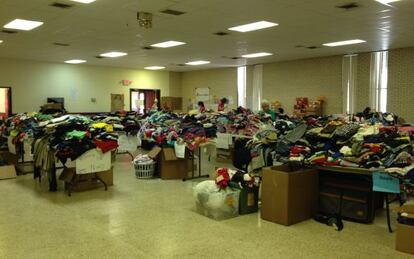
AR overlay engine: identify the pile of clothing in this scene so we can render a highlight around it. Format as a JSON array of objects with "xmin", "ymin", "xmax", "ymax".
[
  {"xmin": 138, "ymin": 108, "xmax": 266, "ymax": 151},
  {"xmin": 214, "ymin": 167, "xmax": 259, "ymax": 189},
  {"xmin": 2, "ymin": 112, "xmax": 142, "ymax": 191},
  {"xmin": 243, "ymin": 113, "xmax": 414, "ymax": 190}
]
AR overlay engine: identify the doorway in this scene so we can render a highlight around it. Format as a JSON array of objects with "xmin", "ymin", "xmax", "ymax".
[
  {"xmin": 130, "ymin": 89, "xmax": 160, "ymax": 114},
  {"xmin": 0, "ymin": 87, "xmax": 12, "ymax": 119}
]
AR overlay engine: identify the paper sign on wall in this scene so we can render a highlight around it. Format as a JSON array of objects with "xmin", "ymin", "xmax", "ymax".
[{"xmin": 196, "ymin": 88, "xmax": 210, "ymax": 102}]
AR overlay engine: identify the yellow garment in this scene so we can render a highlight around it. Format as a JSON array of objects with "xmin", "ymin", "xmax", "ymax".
[
  {"xmin": 104, "ymin": 124, "xmax": 113, "ymax": 133},
  {"xmin": 92, "ymin": 122, "xmax": 107, "ymax": 129},
  {"xmin": 329, "ymin": 120, "xmax": 343, "ymax": 126},
  {"xmin": 396, "ymin": 136, "xmax": 410, "ymax": 142}
]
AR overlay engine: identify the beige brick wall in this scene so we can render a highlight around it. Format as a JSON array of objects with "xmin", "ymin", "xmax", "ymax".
[
  {"xmin": 388, "ymin": 47, "xmax": 414, "ymax": 122},
  {"xmin": 262, "ymin": 56, "xmax": 343, "ymax": 115}
]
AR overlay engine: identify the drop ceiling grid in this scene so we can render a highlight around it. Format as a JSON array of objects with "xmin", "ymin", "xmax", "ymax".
[{"xmin": 0, "ymin": 0, "xmax": 413, "ymax": 71}]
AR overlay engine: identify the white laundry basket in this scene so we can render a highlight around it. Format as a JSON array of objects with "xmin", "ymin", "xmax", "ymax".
[{"xmin": 134, "ymin": 160, "xmax": 156, "ymax": 179}]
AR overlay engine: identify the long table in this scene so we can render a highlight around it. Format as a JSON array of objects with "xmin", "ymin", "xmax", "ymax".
[{"xmin": 316, "ymin": 165, "xmax": 403, "ymax": 233}]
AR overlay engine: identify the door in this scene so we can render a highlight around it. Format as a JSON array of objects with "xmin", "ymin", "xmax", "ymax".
[
  {"xmin": 0, "ymin": 87, "xmax": 12, "ymax": 119},
  {"xmin": 111, "ymin": 94, "xmax": 125, "ymax": 112},
  {"xmin": 130, "ymin": 89, "xmax": 160, "ymax": 114}
]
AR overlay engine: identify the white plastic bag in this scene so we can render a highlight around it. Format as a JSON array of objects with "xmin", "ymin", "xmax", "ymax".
[{"xmin": 193, "ymin": 180, "xmax": 240, "ymax": 220}]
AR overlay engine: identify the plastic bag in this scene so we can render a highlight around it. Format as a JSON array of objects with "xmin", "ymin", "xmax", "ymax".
[{"xmin": 193, "ymin": 180, "xmax": 240, "ymax": 220}]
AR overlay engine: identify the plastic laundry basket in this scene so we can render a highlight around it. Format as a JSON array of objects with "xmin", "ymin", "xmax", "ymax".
[{"xmin": 134, "ymin": 161, "xmax": 155, "ymax": 179}]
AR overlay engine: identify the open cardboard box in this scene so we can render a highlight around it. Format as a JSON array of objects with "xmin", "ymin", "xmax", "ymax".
[
  {"xmin": 396, "ymin": 204, "xmax": 414, "ymax": 255},
  {"xmin": 261, "ymin": 164, "xmax": 319, "ymax": 226},
  {"xmin": 148, "ymin": 146, "xmax": 189, "ymax": 180}
]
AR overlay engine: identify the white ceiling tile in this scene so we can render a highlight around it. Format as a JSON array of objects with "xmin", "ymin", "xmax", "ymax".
[{"xmin": 0, "ymin": 0, "xmax": 413, "ymax": 71}]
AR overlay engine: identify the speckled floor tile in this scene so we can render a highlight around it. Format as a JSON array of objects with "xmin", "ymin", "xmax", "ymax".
[{"xmin": 0, "ymin": 154, "xmax": 412, "ymax": 258}]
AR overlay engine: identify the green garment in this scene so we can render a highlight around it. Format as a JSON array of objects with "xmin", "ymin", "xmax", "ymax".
[
  {"xmin": 259, "ymin": 109, "xmax": 276, "ymax": 121},
  {"xmin": 66, "ymin": 130, "xmax": 86, "ymax": 139},
  {"xmin": 10, "ymin": 130, "xmax": 19, "ymax": 137},
  {"xmin": 35, "ymin": 113, "xmax": 53, "ymax": 121}
]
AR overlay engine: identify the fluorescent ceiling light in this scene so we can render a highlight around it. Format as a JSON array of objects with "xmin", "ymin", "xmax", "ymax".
[
  {"xmin": 99, "ymin": 51, "xmax": 128, "ymax": 58},
  {"xmin": 3, "ymin": 19, "xmax": 43, "ymax": 31},
  {"xmin": 70, "ymin": 0, "xmax": 97, "ymax": 3},
  {"xmin": 242, "ymin": 52, "xmax": 273, "ymax": 58},
  {"xmin": 323, "ymin": 39, "xmax": 366, "ymax": 47},
  {"xmin": 144, "ymin": 66, "xmax": 165, "ymax": 70},
  {"xmin": 65, "ymin": 59, "xmax": 87, "ymax": 64},
  {"xmin": 376, "ymin": 0, "xmax": 400, "ymax": 6},
  {"xmin": 185, "ymin": 60, "xmax": 210, "ymax": 66},
  {"xmin": 151, "ymin": 40, "xmax": 186, "ymax": 48},
  {"xmin": 228, "ymin": 21, "xmax": 278, "ymax": 32},
  {"xmin": 0, "ymin": 40, "xmax": 3, "ymax": 44}
]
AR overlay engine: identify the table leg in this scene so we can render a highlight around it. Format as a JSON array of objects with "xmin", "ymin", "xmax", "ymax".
[{"xmin": 385, "ymin": 194, "xmax": 393, "ymax": 233}]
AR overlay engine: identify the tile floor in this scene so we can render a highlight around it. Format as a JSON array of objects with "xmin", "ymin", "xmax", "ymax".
[{"xmin": 0, "ymin": 155, "xmax": 412, "ymax": 259}]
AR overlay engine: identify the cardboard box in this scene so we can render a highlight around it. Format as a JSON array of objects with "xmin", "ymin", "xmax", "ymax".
[
  {"xmin": 159, "ymin": 147, "xmax": 189, "ymax": 180},
  {"xmin": 261, "ymin": 164, "xmax": 318, "ymax": 226},
  {"xmin": 161, "ymin": 97, "xmax": 182, "ymax": 111},
  {"xmin": 42, "ymin": 103, "xmax": 63, "ymax": 110},
  {"xmin": 0, "ymin": 151, "xmax": 18, "ymax": 165},
  {"xmin": 7, "ymin": 137, "xmax": 33, "ymax": 161},
  {"xmin": 147, "ymin": 146, "xmax": 190, "ymax": 180},
  {"xmin": 0, "ymin": 165, "xmax": 17, "ymax": 180},
  {"xmin": 75, "ymin": 149, "xmax": 111, "ymax": 174},
  {"xmin": 61, "ymin": 167, "xmax": 113, "ymax": 192},
  {"xmin": 396, "ymin": 205, "xmax": 414, "ymax": 255}
]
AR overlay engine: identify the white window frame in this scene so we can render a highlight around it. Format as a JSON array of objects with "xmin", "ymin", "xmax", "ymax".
[
  {"xmin": 237, "ymin": 66, "xmax": 247, "ymax": 107},
  {"xmin": 252, "ymin": 64, "xmax": 263, "ymax": 112},
  {"xmin": 342, "ymin": 54, "xmax": 358, "ymax": 114},
  {"xmin": 370, "ymin": 51, "xmax": 388, "ymax": 113}
]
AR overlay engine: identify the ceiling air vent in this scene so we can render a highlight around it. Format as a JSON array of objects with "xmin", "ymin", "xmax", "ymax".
[
  {"xmin": 160, "ymin": 9, "xmax": 186, "ymax": 16},
  {"xmin": 50, "ymin": 2, "xmax": 74, "ymax": 9},
  {"xmin": 53, "ymin": 42, "xmax": 70, "ymax": 46},
  {"xmin": 306, "ymin": 46, "xmax": 321, "ymax": 49},
  {"xmin": 221, "ymin": 56, "xmax": 241, "ymax": 60},
  {"xmin": 214, "ymin": 32, "xmax": 230, "ymax": 36},
  {"xmin": 95, "ymin": 56, "xmax": 105, "ymax": 59},
  {"xmin": 142, "ymin": 46, "xmax": 154, "ymax": 50},
  {"xmin": 336, "ymin": 2, "xmax": 360, "ymax": 10},
  {"xmin": 1, "ymin": 29, "xmax": 17, "ymax": 34}
]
